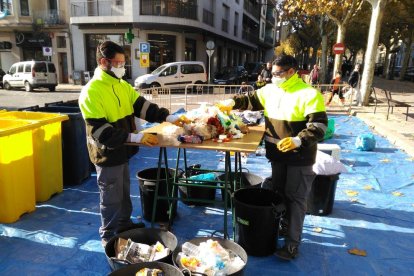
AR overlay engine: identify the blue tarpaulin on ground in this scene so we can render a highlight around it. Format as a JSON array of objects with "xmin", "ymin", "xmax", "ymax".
[{"xmin": 1, "ymin": 115, "xmax": 414, "ymax": 275}]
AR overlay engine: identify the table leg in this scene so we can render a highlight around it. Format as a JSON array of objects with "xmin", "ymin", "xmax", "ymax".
[{"xmin": 151, "ymin": 147, "xmax": 164, "ymax": 228}]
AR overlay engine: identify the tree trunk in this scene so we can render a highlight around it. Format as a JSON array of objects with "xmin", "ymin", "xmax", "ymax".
[
  {"xmin": 360, "ymin": 0, "xmax": 387, "ymax": 106},
  {"xmin": 333, "ymin": 24, "xmax": 346, "ymax": 77},
  {"xmin": 321, "ymin": 35, "xmax": 328, "ymax": 84},
  {"xmin": 399, "ymin": 30, "xmax": 414, "ymax": 81}
]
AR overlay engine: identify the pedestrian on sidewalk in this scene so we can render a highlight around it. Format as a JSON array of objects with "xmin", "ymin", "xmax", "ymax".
[
  {"xmin": 261, "ymin": 61, "xmax": 273, "ymax": 83},
  {"xmin": 326, "ymin": 71, "xmax": 344, "ymax": 106},
  {"xmin": 347, "ymin": 64, "xmax": 361, "ymax": 105},
  {"xmin": 78, "ymin": 40, "xmax": 180, "ymax": 247},
  {"xmin": 309, "ymin": 64, "xmax": 319, "ymax": 85}
]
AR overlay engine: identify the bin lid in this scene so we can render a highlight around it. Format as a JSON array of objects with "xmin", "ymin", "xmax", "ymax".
[
  {"xmin": 0, "ymin": 111, "xmax": 69, "ymax": 125},
  {"xmin": 0, "ymin": 119, "xmax": 42, "ymax": 137}
]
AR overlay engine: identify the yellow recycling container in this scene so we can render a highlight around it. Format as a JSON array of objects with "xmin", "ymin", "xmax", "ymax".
[
  {"xmin": 0, "ymin": 111, "xmax": 69, "ymax": 202},
  {"xmin": 0, "ymin": 119, "xmax": 39, "ymax": 223}
]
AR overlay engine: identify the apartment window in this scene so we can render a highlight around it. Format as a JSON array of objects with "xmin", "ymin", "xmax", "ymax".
[
  {"xmin": 20, "ymin": 0, "xmax": 29, "ymax": 16},
  {"xmin": 222, "ymin": 4, "xmax": 229, "ymax": 33},
  {"xmin": 234, "ymin": 12, "xmax": 239, "ymax": 36},
  {"xmin": 57, "ymin": 36, "xmax": 66, "ymax": 48},
  {"xmin": 1, "ymin": 0, "xmax": 12, "ymax": 13}
]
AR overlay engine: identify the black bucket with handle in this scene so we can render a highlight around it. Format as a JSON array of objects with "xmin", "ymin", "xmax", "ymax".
[{"xmin": 233, "ymin": 187, "xmax": 285, "ymax": 256}]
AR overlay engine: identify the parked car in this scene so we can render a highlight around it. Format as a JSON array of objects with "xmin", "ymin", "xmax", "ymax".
[
  {"xmin": 3, "ymin": 61, "xmax": 57, "ymax": 92},
  {"xmin": 0, "ymin": 68, "xmax": 5, "ymax": 88},
  {"xmin": 213, "ymin": 66, "xmax": 248, "ymax": 85},
  {"xmin": 134, "ymin": 61, "xmax": 207, "ymax": 90},
  {"xmin": 244, "ymin": 62, "xmax": 265, "ymax": 81}
]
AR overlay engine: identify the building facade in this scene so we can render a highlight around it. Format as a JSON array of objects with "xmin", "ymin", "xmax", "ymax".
[
  {"xmin": 70, "ymin": 0, "xmax": 278, "ymax": 83},
  {"xmin": 0, "ymin": 0, "xmax": 278, "ymax": 84},
  {"xmin": 0, "ymin": 0, "xmax": 72, "ymax": 83}
]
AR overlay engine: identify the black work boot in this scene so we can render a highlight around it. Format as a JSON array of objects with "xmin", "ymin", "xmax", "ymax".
[{"xmin": 275, "ymin": 244, "xmax": 299, "ymax": 261}]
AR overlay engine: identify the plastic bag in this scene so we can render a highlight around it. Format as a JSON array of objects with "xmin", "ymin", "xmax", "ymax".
[
  {"xmin": 323, "ymin": 118, "xmax": 335, "ymax": 140},
  {"xmin": 355, "ymin": 133, "xmax": 376, "ymax": 151},
  {"xmin": 312, "ymin": 150, "xmax": 347, "ymax": 175}
]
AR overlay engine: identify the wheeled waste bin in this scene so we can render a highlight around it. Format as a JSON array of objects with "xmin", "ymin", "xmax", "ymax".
[
  {"xmin": 30, "ymin": 106, "xmax": 91, "ymax": 186},
  {"xmin": 0, "ymin": 119, "xmax": 39, "ymax": 223},
  {"xmin": 0, "ymin": 111, "xmax": 68, "ymax": 202}
]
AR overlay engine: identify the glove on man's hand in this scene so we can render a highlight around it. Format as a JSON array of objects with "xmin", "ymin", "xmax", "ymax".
[
  {"xmin": 277, "ymin": 137, "xmax": 301, "ymax": 152},
  {"xmin": 129, "ymin": 133, "xmax": 158, "ymax": 146},
  {"xmin": 140, "ymin": 133, "xmax": 158, "ymax": 146}
]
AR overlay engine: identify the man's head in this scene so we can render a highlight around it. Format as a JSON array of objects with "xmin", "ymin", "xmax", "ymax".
[
  {"xmin": 314, "ymin": 64, "xmax": 318, "ymax": 70},
  {"xmin": 272, "ymin": 55, "xmax": 298, "ymax": 81},
  {"xmin": 266, "ymin": 62, "xmax": 272, "ymax": 70},
  {"xmin": 257, "ymin": 75, "xmax": 263, "ymax": 82},
  {"xmin": 354, "ymin": 64, "xmax": 360, "ymax": 71},
  {"xmin": 335, "ymin": 71, "xmax": 341, "ymax": 78},
  {"xmin": 96, "ymin": 41, "xmax": 126, "ymax": 78}
]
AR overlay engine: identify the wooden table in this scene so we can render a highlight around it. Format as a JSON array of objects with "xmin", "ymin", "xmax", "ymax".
[{"xmin": 130, "ymin": 122, "xmax": 265, "ymax": 238}]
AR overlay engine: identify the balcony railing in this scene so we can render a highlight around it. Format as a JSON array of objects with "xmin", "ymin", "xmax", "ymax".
[
  {"xmin": 71, "ymin": 0, "xmax": 124, "ymax": 17},
  {"xmin": 243, "ymin": 0, "xmax": 260, "ymax": 19},
  {"xmin": 242, "ymin": 29, "xmax": 259, "ymax": 44},
  {"xmin": 265, "ymin": 35, "xmax": 274, "ymax": 45},
  {"xmin": 32, "ymin": 9, "xmax": 65, "ymax": 26},
  {"xmin": 203, "ymin": 9, "xmax": 214, "ymax": 27},
  {"xmin": 140, "ymin": 0, "xmax": 197, "ymax": 20}
]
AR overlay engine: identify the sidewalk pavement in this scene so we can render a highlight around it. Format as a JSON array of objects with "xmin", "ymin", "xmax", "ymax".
[{"xmin": 326, "ymin": 76, "xmax": 414, "ymax": 157}]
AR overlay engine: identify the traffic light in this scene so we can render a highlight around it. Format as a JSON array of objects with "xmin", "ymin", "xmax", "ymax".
[{"xmin": 0, "ymin": 41, "xmax": 12, "ymax": 50}]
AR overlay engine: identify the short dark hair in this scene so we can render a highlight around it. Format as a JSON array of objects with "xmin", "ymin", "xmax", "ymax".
[
  {"xmin": 273, "ymin": 55, "xmax": 298, "ymax": 70},
  {"xmin": 96, "ymin": 40, "xmax": 125, "ymax": 64}
]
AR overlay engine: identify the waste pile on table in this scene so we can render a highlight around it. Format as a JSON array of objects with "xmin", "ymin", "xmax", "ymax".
[
  {"xmin": 112, "ymin": 238, "xmax": 170, "ymax": 264},
  {"xmin": 177, "ymin": 239, "xmax": 245, "ymax": 276},
  {"xmin": 162, "ymin": 100, "xmax": 250, "ymax": 143}
]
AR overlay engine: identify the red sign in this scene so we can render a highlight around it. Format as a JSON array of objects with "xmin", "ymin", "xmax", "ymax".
[{"xmin": 333, "ymin": 43, "xmax": 345, "ymax": 54}]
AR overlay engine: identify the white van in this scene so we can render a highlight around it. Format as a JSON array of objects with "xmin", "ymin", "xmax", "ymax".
[
  {"xmin": 3, "ymin": 61, "xmax": 58, "ymax": 92},
  {"xmin": 134, "ymin": 61, "xmax": 207, "ymax": 90}
]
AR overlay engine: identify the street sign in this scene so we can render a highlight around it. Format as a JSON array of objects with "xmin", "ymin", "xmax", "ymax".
[
  {"xmin": 139, "ymin": 42, "xmax": 150, "ymax": 53},
  {"xmin": 333, "ymin": 43, "xmax": 345, "ymax": 55},
  {"xmin": 42, "ymin": 46, "xmax": 52, "ymax": 56},
  {"xmin": 206, "ymin": 49, "xmax": 214, "ymax": 57},
  {"xmin": 140, "ymin": 53, "xmax": 149, "ymax": 68},
  {"xmin": 206, "ymin": 40, "xmax": 215, "ymax": 50}
]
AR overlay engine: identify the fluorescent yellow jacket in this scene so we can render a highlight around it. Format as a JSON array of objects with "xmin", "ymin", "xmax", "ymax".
[
  {"xmin": 234, "ymin": 73, "xmax": 327, "ymax": 165},
  {"xmin": 79, "ymin": 68, "xmax": 169, "ymax": 166}
]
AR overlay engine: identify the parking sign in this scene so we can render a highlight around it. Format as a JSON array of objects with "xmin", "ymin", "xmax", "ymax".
[{"xmin": 139, "ymin": 42, "xmax": 150, "ymax": 53}]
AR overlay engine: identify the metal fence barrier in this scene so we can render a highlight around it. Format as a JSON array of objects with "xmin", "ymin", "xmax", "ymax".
[
  {"xmin": 138, "ymin": 87, "xmax": 172, "ymax": 112},
  {"xmin": 184, "ymin": 84, "xmax": 255, "ymax": 110}
]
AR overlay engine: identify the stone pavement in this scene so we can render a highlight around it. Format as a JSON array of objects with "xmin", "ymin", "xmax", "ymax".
[{"xmin": 326, "ymin": 76, "xmax": 414, "ymax": 157}]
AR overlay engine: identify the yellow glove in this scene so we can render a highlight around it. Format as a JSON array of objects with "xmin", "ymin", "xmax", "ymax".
[
  {"xmin": 277, "ymin": 137, "xmax": 301, "ymax": 152},
  {"xmin": 141, "ymin": 133, "xmax": 158, "ymax": 146}
]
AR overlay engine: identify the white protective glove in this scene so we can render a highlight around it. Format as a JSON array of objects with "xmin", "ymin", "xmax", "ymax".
[
  {"xmin": 166, "ymin": 114, "xmax": 180, "ymax": 124},
  {"xmin": 129, "ymin": 133, "xmax": 144, "ymax": 143}
]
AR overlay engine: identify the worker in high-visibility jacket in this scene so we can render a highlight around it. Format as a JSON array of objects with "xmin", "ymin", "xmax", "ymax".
[
  {"xmin": 233, "ymin": 55, "xmax": 328, "ymax": 260},
  {"xmin": 79, "ymin": 41, "xmax": 179, "ymax": 247}
]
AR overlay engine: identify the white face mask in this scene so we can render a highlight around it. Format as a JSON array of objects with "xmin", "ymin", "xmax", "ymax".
[
  {"xmin": 272, "ymin": 76, "xmax": 286, "ymax": 87},
  {"xmin": 110, "ymin": 66, "xmax": 126, "ymax": 79}
]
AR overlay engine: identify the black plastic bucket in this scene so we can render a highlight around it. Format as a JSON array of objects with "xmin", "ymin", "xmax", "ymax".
[
  {"xmin": 233, "ymin": 187, "xmax": 285, "ymax": 256},
  {"xmin": 172, "ymin": 237, "xmax": 248, "ymax": 276},
  {"xmin": 105, "ymin": 228, "xmax": 178, "ymax": 271},
  {"xmin": 109, "ymin": 261, "xmax": 184, "ymax": 276},
  {"xmin": 179, "ymin": 166, "xmax": 217, "ymax": 206},
  {"xmin": 218, "ymin": 172, "xmax": 263, "ymax": 206},
  {"xmin": 136, "ymin": 168, "xmax": 178, "ymax": 222},
  {"xmin": 307, "ymin": 174, "xmax": 340, "ymax": 216}
]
